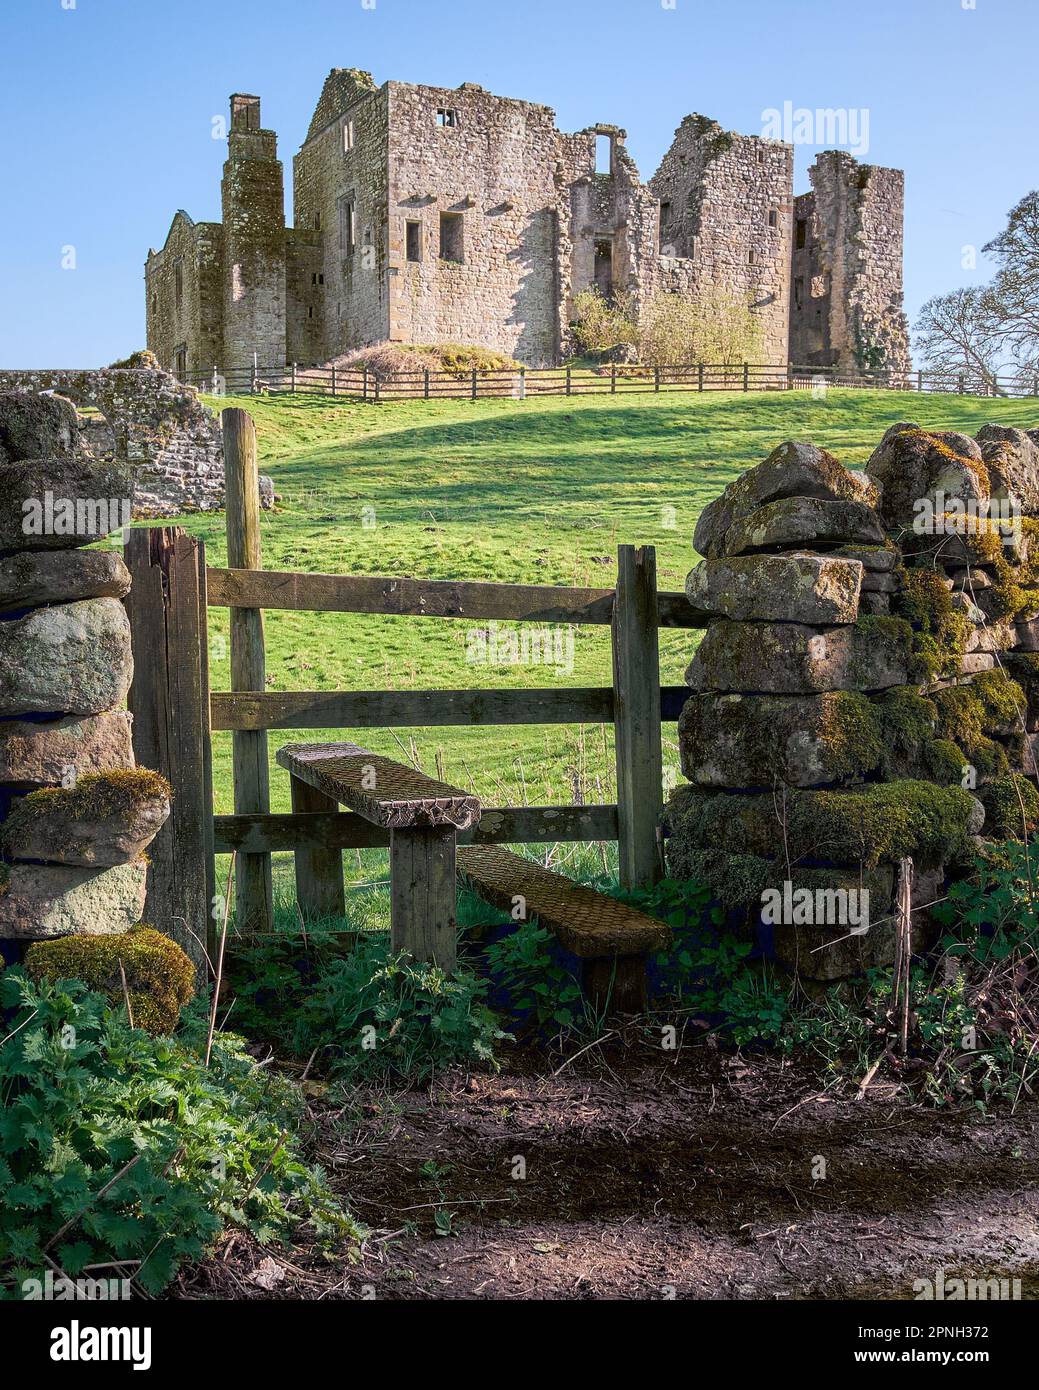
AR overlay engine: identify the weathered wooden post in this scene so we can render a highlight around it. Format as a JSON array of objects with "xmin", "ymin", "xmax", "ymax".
[
  {"xmin": 611, "ymin": 545, "xmax": 663, "ymax": 890},
  {"xmin": 290, "ymin": 771, "xmax": 346, "ymax": 921},
  {"xmin": 221, "ymin": 407, "xmax": 273, "ymax": 931},
  {"xmin": 124, "ymin": 527, "xmax": 215, "ymax": 977}
]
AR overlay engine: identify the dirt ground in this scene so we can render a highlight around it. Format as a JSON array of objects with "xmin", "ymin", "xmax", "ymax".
[{"xmin": 177, "ymin": 1036, "xmax": 1039, "ymax": 1301}]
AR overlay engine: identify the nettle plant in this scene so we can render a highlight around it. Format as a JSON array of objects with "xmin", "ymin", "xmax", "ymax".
[{"xmin": 0, "ymin": 972, "xmax": 358, "ymax": 1298}]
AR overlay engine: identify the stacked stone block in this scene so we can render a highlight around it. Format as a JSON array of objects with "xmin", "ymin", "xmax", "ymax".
[
  {"xmin": 664, "ymin": 428, "xmax": 1039, "ymax": 981},
  {"xmin": 0, "ymin": 395, "xmax": 171, "ymax": 943}
]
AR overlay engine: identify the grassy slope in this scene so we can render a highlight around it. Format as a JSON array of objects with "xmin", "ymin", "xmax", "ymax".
[{"xmin": 157, "ymin": 387, "xmax": 1038, "ymax": 898}]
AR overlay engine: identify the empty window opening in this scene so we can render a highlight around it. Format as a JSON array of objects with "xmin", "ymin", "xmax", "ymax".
[
  {"xmin": 173, "ymin": 344, "xmax": 187, "ymax": 378},
  {"xmin": 342, "ymin": 119, "xmax": 355, "ymax": 152},
  {"xmin": 768, "ymin": 209, "xmax": 778, "ymax": 228},
  {"xmin": 659, "ymin": 201, "xmax": 671, "ymax": 229},
  {"xmin": 150, "ymin": 291, "xmax": 157, "ymax": 313},
  {"xmin": 437, "ymin": 108, "xmax": 458, "ymax": 128},
  {"xmin": 308, "ymin": 306, "xmax": 314, "ymax": 319},
  {"xmin": 796, "ymin": 218, "xmax": 807, "ymax": 249},
  {"xmin": 595, "ymin": 134, "xmax": 612, "ymax": 175},
  {"xmin": 338, "ymin": 197, "xmax": 356, "ymax": 254},
  {"xmin": 173, "ymin": 260, "xmax": 183, "ymax": 309},
  {"xmin": 757, "ymin": 147, "xmax": 764, "ymax": 164},
  {"xmin": 594, "ymin": 237, "xmax": 614, "ymax": 299},
  {"xmin": 748, "ymin": 249, "xmax": 756, "ymax": 265},
  {"xmin": 406, "ymin": 220, "xmax": 422, "ymax": 262},
  {"xmin": 794, "ymin": 277, "xmax": 804, "ymax": 310},
  {"xmin": 311, "ymin": 272, "xmax": 325, "ymax": 286},
  {"xmin": 314, "ymin": 210, "xmax": 321, "ymax": 230},
  {"xmin": 440, "ymin": 212, "xmax": 464, "ymax": 262}
]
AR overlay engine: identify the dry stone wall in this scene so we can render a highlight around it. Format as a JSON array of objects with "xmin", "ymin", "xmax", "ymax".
[
  {"xmin": 0, "ymin": 398, "xmax": 171, "ymax": 946},
  {"xmin": 0, "ymin": 371, "xmax": 271, "ymax": 517},
  {"xmin": 665, "ymin": 426, "xmax": 1039, "ymax": 980}
]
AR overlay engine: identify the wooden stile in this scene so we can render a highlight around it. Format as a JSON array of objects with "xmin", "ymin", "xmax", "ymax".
[
  {"xmin": 221, "ymin": 407, "xmax": 273, "ymax": 931},
  {"xmin": 124, "ymin": 528, "xmax": 215, "ymax": 978}
]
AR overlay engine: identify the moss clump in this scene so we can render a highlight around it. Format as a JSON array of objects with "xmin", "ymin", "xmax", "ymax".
[
  {"xmin": 894, "ymin": 567, "xmax": 973, "ymax": 681},
  {"xmin": 3, "ymin": 769, "xmax": 171, "ymax": 840},
  {"xmin": 924, "ymin": 738, "xmax": 969, "ymax": 785},
  {"xmin": 664, "ymin": 780, "xmax": 981, "ymax": 875},
  {"xmin": 24, "ymin": 925, "xmax": 195, "ymax": 1035},
  {"xmin": 976, "ymin": 775, "xmax": 1039, "ymax": 839},
  {"xmin": 818, "ymin": 691, "xmax": 885, "ymax": 781}
]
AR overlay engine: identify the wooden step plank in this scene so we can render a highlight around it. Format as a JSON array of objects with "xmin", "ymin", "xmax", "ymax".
[
  {"xmin": 277, "ymin": 742, "xmax": 481, "ymax": 830},
  {"xmin": 457, "ymin": 845, "xmax": 670, "ymax": 959}
]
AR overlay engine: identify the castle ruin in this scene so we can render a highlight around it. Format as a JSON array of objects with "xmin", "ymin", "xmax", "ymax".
[{"xmin": 146, "ymin": 70, "xmax": 910, "ymax": 376}]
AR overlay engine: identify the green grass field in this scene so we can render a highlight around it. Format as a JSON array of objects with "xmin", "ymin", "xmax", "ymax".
[{"xmin": 150, "ymin": 385, "xmax": 1038, "ymax": 902}]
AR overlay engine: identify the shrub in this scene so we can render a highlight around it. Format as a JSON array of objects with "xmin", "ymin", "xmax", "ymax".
[
  {"xmin": 24, "ymin": 925, "xmax": 195, "ymax": 1035},
  {"xmin": 0, "ymin": 972, "xmax": 358, "ymax": 1297},
  {"xmin": 484, "ymin": 919, "xmax": 587, "ymax": 1035},
  {"xmin": 569, "ymin": 287, "xmax": 763, "ymax": 366},
  {"xmin": 569, "ymin": 289, "xmax": 638, "ymax": 355},
  {"xmin": 226, "ymin": 930, "xmax": 510, "ymax": 1083},
  {"xmin": 327, "ymin": 342, "xmax": 520, "ymax": 379}
]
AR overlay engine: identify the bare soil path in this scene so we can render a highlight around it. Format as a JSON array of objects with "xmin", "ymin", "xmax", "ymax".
[{"xmin": 179, "ymin": 1041, "xmax": 1039, "ymax": 1301}]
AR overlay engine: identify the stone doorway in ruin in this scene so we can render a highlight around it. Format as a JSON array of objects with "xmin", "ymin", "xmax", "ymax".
[{"xmin": 594, "ymin": 238, "xmax": 614, "ymax": 301}]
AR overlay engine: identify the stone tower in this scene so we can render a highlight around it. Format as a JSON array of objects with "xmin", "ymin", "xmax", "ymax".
[
  {"xmin": 789, "ymin": 151, "xmax": 910, "ymax": 374},
  {"xmin": 220, "ymin": 94, "xmax": 288, "ymax": 371}
]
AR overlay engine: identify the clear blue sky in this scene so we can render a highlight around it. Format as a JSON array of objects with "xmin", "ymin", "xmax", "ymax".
[{"xmin": 0, "ymin": 0, "xmax": 1034, "ymax": 367}]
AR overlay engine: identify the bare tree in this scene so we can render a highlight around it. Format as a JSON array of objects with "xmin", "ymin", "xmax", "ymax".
[
  {"xmin": 983, "ymin": 191, "xmax": 1039, "ymax": 374},
  {"xmin": 914, "ymin": 286, "xmax": 1003, "ymax": 390}
]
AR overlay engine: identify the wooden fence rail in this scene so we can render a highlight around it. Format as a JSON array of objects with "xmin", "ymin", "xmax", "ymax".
[
  {"xmin": 177, "ymin": 360, "xmax": 1039, "ymax": 402},
  {"xmin": 127, "ymin": 407, "xmax": 710, "ymax": 937}
]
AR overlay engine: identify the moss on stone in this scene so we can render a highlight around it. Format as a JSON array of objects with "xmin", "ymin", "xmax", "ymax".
[
  {"xmin": 3, "ymin": 769, "xmax": 171, "ymax": 841},
  {"xmin": 924, "ymin": 738, "xmax": 969, "ymax": 785},
  {"xmin": 894, "ymin": 566, "xmax": 973, "ymax": 681},
  {"xmin": 664, "ymin": 779, "xmax": 981, "ymax": 874},
  {"xmin": 23, "ymin": 924, "xmax": 195, "ymax": 1034},
  {"xmin": 976, "ymin": 775, "xmax": 1039, "ymax": 840}
]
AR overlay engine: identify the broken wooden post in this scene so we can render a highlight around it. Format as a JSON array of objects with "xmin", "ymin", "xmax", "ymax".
[{"xmin": 124, "ymin": 527, "xmax": 215, "ymax": 977}]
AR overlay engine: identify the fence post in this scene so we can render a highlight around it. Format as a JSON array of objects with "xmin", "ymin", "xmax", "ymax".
[
  {"xmin": 699, "ymin": 363, "xmax": 705, "ymax": 393},
  {"xmin": 917, "ymin": 369, "xmax": 923, "ymax": 392},
  {"xmin": 611, "ymin": 364, "xmax": 617, "ymax": 394},
  {"xmin": 124, "ymin": 527, "xmax": 215, "ymax": 980},
  {"xmin": 362, "ymin": 366, "xmax": 368, "ymax": 401},
  {"xmin": 424, "ymin": 368, "xmax": 430, "ymax": 399},
  {"xmin": 654, "ymin": 366, "xmax": 661, "ymax": 393},
  {"xmin": 291, "ymin": 362, "xmax": 297, "ymax": 395},
  {"xmin": 958, "ymin": 373, "xmax": 965, "ymax": 395},
  {"xmin": 743, "ymin": 363, "xmax": 749, "ymax": 392},
  {"xmin": 611, "ymin": 544, "xmax": 663, "ymax": 891},
  {"xmin": 471, "ymin": 366, "xmax": 478, "ymax": 401},
  {"xmin": 221, "ymin": 407, "xmax": 274, "ymax": 932},
  {"xmin": 519, "ymin": 365, "xmax": 526, "ymax": 400},
  {"xmin": 374, "ymin": 374, "xmax": 381, "ymax": 403},
  {"xmin": 566, "ymin": 366, "xmax": 572, "ymax": 397},
  {"xmin": 331, "ymin": 364, "xmax": 337, "ymax": 397}
]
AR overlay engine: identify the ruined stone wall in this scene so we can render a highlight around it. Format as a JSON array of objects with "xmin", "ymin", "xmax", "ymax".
[
  {"xmin": 665, "ymin": 425, "xmax": 1039, "ymax": 980},
  {"xmin": 293, "ymin": 74, "xmax": 391, "ymax": 354},
  {"xmin": 789, "ymin": 152, "xmax": 911, "ymax": 374},
  {"xmin": 0, "ymin": 397, "xmax": 170, "ymax": 944},
  {"xmin": 145, "ymin": 214, "xmax": 225, "ymax": 377},
  {"xmin": 385, "ymin": 82, "xmax": 564, "ymax": 366},
  {"xmin": 649, "ymin": 117, "xmax": 793, "ymax": 362},
  {"xmin": 0, "ymin": 369, "xmax": 224, "ymax": 515},
  {"xmin": 147, "ymin": 71, "xmax": 910, "ymax": 375}
]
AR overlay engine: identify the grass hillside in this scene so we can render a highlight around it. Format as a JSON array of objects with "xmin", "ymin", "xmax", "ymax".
[{"xmin": 154, "ymin": 387, "xmax": 1039, "ymax": 897}]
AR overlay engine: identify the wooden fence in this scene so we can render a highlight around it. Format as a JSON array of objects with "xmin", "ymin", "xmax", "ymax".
[
  {"xmin": 123, "ymin": 408, "xmax": 705, "ymax": 947},
  {"xmin": 178, "ymin": 360, "xmax": 1039, "ymax": 402}
]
